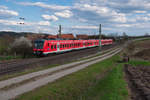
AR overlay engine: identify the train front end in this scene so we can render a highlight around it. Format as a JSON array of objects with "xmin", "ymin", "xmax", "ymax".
[{"xmin": 33, "ymin": 39, "xmax": 45, "ymax": 56}]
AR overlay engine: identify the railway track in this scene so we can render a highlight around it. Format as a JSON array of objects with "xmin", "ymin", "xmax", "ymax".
[
  {"xmin": 0, "ymin": 46, "xmax": 122, "ymax": 100},
  {"xmin": 0, "ymin": 44, "xmax": 118, "ymax": 75}
]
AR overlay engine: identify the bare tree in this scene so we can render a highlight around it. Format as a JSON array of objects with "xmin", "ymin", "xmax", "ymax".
[
  {"xmin": 144, "ymin": 33, "xmax": 149, "ymax": 37},
  {"xmin": 11, "ymin": 37, "xmax": 33, "ymax": 58},
  {"xmin": 122, "ymin": 32, "xmax": 128, "ymax": 40}
]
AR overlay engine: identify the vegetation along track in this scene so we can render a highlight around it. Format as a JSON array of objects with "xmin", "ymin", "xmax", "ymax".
[
  {"xmin": 0, "ymin": 44, "xmax": 118, "ymax": 75},
  {"xmin": 0, "ymin": 47, "xmax": 121, "ymax": 100}
]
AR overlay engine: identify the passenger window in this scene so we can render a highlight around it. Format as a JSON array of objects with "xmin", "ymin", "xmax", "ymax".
[{"xmin": 51, "ymin": 45, "xmax": 53, "ymax": 49}]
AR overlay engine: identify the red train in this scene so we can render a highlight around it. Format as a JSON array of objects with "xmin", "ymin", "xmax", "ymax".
[{"xmin": 33, "ymin": 39, "xmax": 113, "ymax": 55}]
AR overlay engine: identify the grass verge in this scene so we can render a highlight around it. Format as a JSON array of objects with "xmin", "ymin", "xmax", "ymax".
[
  {"xmin": 0, "ymin": 56, "xmax": 21, "ymax": 61},
  {"xmin": 127, "ymin": 59, "xmax": 150, "ymax": 66},
  {"xmin": 16, "ymin": 55, "xmax": 129, "ymax": 100}
]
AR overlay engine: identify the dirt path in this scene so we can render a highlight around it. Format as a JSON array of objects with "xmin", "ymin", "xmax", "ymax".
[
  {"xmin": 0, "ymin": 48, "xmax": 122, "ymax": 100},
  {"xmin": 124, "ymin": 64, "xmax": 150, "ymax": 100}
]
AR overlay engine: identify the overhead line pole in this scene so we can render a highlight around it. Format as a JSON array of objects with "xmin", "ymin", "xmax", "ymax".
[
  {"xmin": 99, "ymin": 24, "xmax": 102, "ymax": 51},
  {"xmin": 58, "ymin": 25, "xmax": 62, "ymax": 39}
]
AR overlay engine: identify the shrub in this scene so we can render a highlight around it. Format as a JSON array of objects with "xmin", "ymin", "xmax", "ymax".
[
  {"xmin": 11, "ymin": 37, "xmax": 33, "ymax": 58},
  {"xmin": 0, "ymin": 35, "xmax": 14, "ymax": 55}
]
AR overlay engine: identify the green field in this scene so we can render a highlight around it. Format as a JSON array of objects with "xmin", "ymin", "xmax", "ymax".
[{"xmin": 17, "ymin": 55, "xmax": 129, "ymax": 100}]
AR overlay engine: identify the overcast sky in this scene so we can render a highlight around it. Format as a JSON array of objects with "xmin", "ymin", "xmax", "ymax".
[{"xmin": 0, "ymin": 0, "xmax": 150, "ymax": 36}]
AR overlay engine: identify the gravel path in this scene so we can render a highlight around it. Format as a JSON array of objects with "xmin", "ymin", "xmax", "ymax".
[{"xmin": 0, "ymin": 48, "xmax": 122, "ymax": 100}]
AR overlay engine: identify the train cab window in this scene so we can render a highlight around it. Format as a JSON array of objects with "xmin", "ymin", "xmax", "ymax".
[{"xmin": 34, "ymin": 40, "xmax": 44, "ymax": 49}]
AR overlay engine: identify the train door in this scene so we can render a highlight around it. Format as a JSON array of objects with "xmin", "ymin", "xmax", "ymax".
[{"xmin": 99, "ymin": 40, "xmax": 102, "ymax": 46}]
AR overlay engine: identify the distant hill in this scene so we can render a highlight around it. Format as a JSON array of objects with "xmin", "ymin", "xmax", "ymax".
[{"xmin": 0, "ymin": 31, "xmax": 49, "ymax": 38}]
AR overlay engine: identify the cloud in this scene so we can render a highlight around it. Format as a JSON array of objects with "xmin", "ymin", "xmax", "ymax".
[
  {"xmin": 0, "ymin": 19, "xmax": 52, "ymax": 33},
  {"xmin": 136, "ymin": 16, "xmax": 150, "ymax": 22},
  {"xmin": 0, "ymin": 19, "xmax": 18, "ymax": 25},
  {"xmin": 38, "ymin": 21, "xmax": 50, "ymax": 26},
  {"xmin": 78, "ymin": 18, "xmax": 87, "ymax": 22},
  {"xmin": 0, "ymin": 19, "xmax": 50, "ymax": 26},
  {"xmin": 0, "ymin": 5, "xmax": 8, "ymax": 9},
  {"xmin": 73, "ymin": 3, "xmax": 127, "ymax": 23},
  {"xmin": 115, "ymin": 24, "xmax": 132, "ymax": 28},
  {"xmin": 133, "ymin": 10, "xmax": 147, "ymax": 13},
  {"xmin": 18, "ymin": 2, "xmax": 70, "ymax": 10},
  {"xmin": 0, "ymin": 6, "xmax": 18, "ymax": 19},
  {"xmin": 72, "ymin": 25, "xmax": 98, "ymax": 29},
  {"xmin": 42, "ymin": 15, "xmax": 58, "ymax": 21},
  {"xmin": 55, "ymin": 10, "xmax": 73, "ymax": 18}
]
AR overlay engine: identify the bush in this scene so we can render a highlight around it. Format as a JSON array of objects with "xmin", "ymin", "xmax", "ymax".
[
  {"xmin": 11, "ymin": 37, "xmax": 33, "ymax": 58},
  {"xmin": 0, "ymin": 35, "xmax": 14, "ymax": 55}
]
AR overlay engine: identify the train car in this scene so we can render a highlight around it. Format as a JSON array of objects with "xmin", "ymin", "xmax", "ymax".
[{"xmin": 33, "ymin": 39, "xmax": 113, "ymax": 55}]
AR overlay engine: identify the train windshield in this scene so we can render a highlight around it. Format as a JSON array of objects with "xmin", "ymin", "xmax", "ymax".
[{"xmin": 34, "ymin": 40, "xmax": 44, "ymax": 49}]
